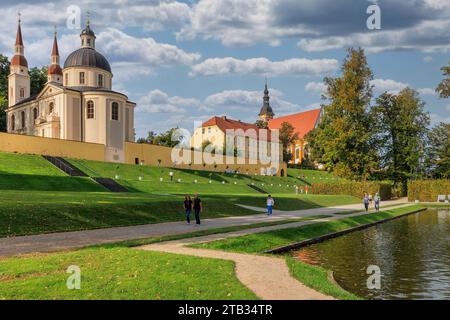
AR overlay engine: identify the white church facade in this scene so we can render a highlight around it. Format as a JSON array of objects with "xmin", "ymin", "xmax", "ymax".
[{"xmin": 6, "ymin": 18, "xmax": 136, "ymax": 163}]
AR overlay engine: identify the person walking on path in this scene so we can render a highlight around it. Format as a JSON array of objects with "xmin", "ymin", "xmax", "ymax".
[
  {"xmin": 193, "ymin": 193, "xmax": 202, "ymax": 226},
  {"xmin": 267, "ymin": 195, "xmax": 275, "ymax": 216},
  {"xmin": 374, "ymin": 193, "xmax": 380, "ymax": 212},
  {"xmin": 183, "ymin": 195, "xmax": 193, "ymax": 224},
  {"xmin": 363, "ymin": 193, "xmax": 370, "ymax": 212},
  {"xmin": 305, "ymin": 185, "xmax": 309, "ymax": 195}
]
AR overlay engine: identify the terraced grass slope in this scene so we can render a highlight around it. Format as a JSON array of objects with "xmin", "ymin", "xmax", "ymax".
[
  {"xmin": 67, "ymin": 158, "xmax": 344, "ymax": 195},
  {"xmin": 0, "ymin": 152, "xmax": 104, "ymax": 192},
  {"xmin": 288, "ymin": 168, "xmax": 346, "ymax": 185}
]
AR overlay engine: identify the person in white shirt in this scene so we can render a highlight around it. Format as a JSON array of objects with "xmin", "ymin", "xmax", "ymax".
[{"xmin": 267, "ymin": 195, "xmax": 275, "ymax": 216}]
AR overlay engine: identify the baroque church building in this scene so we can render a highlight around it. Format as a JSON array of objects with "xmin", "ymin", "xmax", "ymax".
[{"xmin": 7, "ymin": 18, "xmax": 136, "ymax": 162}]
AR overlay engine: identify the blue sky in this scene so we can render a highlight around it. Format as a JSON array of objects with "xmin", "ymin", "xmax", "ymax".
[{"xmin": 1, "ymin": 0, "xmax": 449, "ymax": 138}]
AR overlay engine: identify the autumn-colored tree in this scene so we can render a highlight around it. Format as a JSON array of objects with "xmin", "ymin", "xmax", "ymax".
[
  {"xmin": 307, "ymin": 48, "xmax": 377, "ymax": 179},
  {"xmin": 279, "ymin": 121, "xmax": 299, "ymax": 162},
  {"xmin": 436, "ymin": 61, "xmax": 450, "ymax": 98}
]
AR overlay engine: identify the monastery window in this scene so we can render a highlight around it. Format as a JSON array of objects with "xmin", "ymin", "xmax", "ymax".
[
  {"xmin": 202, "ymin": 128, "xmax": 205, "ymax": 134},
  {"xmin": 20, "ymin": 88, "xmax": 25, "ymax": 98},
  {"xmin": 11, "ymin": 115, "xmax": 15, "ymax": 131},
  {"xmin": 98, "ymin": 74, "xmax": 104, "ymax": 87},
  {"xmin": 33, "ymin": 108, "xmax": 38, "ymax": 121},
  {"xmin": 21, "ymin": 111, "xmax": 25, "ymax": 129},
  {"xmin": 111, "ymin": 102, "xmax": 119, "ymax": 121},
  {"xmin": 87, "ymin": 101, "xmax": 95, "ymax": 119},
  {"xmin": 49, "ymin": 102, "xmax": 54, "ymax": 114},
  {"xmin": 79, "ymin": 72, "xmax": 85, "ymax": 85},
  {"xmin": 208, "ymin": 127, "xmax": 211, "ymax": 134}
]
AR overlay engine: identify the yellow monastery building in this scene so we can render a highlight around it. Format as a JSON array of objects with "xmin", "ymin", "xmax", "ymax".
[
  {"xmin": 6, "ymin": 18, "xmax": 136, "ymax": 163},
  {"xmin": 193, "ymin": 82, "xmax": 322, "ymax": 165}
]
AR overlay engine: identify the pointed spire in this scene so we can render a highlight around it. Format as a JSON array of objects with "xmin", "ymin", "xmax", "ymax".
[
  {"xmin": 48, "ymin": 27, "xmax": 62, "ymax": 79},
  {"xmin": 51, "ymin": 27, "xmax": 59, "ymax": 56},
  {"xmin": 15, "ymin": 12, "xmax": 23, "ymax": 46},
  {"xmin": 259, "ymin": 79, "xmax": 274, "ymax": 121}
]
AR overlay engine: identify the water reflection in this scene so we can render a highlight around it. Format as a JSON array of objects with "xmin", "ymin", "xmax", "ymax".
[{"xmin": 292, "ymin": 209, "xmax": 450, "ymax": 300}]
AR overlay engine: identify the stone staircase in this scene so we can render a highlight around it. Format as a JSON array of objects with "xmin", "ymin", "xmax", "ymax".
[
  {"xmin": 42, "ymin": 156, "xmax": 88, "ymax": 177},
  {"xmin": 248, "ymin": 184, "xmax": 268, "ymax": 194},
  {"xmin": 42, "ymin": 156, "xmax": 129, "ymax": 192},
  {"xmin": 93, "ymin": 178, "xmax": 129, "ymax": 192}
]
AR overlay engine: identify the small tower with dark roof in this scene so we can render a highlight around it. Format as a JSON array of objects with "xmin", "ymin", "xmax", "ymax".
[
  {"xmin": 48, "ymin": 29, "xmax": 63, "ymax": 84},
  {"xmin": 258, "ymin": 80, "xmax": 275, "ymax": 122},
  {"xmin": 80, "ymin": 12, "xmax": 96, "ymax": 49},
  {"xmin": 8, "ymin": 13, "xmax": 30, "ymax": 108}
]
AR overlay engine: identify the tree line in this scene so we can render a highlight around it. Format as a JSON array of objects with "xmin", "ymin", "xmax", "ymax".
[{"xmin": 304, "ymin": 48, "xmax": 449, "ymax": 192}]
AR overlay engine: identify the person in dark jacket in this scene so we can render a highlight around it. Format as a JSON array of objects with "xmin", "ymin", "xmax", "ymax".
[
  {"xmin": 183, "ymin": 195, "xmax": 193, "ymax": 224},
  {"xmin": 193, "ymin": 193, "xmax": 202, "ymax": 226}
]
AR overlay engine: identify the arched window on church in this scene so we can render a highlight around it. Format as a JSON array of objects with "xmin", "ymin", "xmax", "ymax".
[
  {"xmin": 111, "ymin": 102, "xmax": 119, "ymax": 121},
  {"xmin": 20, "ymin": 88, "xmax": 25, "ymax": 98},
  {"xmin": 87, "ymin": 101, "xmax": 95, "ymax": 119},
  {"xmin": 21, "ymin": 111, "xmax": 25, "ymax": 129},
  {"xmin": 33, "ymin": 108, "xmax": 38, "ymax": 121},
  {"xmin": 49, "ymin": 102, "xmax": 54, "ymax": 114},
  {"xmin": 11, "ymin": 114, "xmax": 15, "ymax": 131}
]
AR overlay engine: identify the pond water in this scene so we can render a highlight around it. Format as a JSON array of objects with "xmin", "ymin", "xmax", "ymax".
[{"xmin": 292, "ymin": 209, "xmax": 450, "ymax": 300}]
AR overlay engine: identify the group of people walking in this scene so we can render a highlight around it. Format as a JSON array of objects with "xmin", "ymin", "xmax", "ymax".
[
  {"xmin": 183, "ymin": 193, "xmax": 202, "ymax": 225},
  {"xmin": 363, "ymin": 192, "xmax": 380, "ymax": 212}
]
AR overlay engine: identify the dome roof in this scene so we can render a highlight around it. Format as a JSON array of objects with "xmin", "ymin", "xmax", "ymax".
[
  {"xmin": 11, "ymin": 55, "xmax": 28, "ymax": 68},
  {"xmin": 64, "ymin": 48, "xmax": 111, "ymax": 73}
]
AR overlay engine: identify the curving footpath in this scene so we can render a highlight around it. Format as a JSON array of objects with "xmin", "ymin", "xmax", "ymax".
[
  {"xmin": 0, "ymin": 198, "xmax": 408, "ymax": 257},
  {"xmin": 139, "ymin": 201, "xmax": 412, "ymax": 300}
]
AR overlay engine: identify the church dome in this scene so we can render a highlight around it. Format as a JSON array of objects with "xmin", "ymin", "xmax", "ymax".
[{"xmin": 64, "ymin": 48, "xmax": 111, "ymax": 73}]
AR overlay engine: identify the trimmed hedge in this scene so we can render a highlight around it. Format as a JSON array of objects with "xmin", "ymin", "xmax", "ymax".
[
  {"xmin": 311, "ymin": 181, "xmax": 393, "ymax": 200},
  {"xmin": 408, "ymin": 180, "xmax": 450, "ymax": 202}
]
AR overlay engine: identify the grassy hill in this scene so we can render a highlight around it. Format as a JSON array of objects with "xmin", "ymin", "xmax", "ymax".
[
  {"xmin": 67, "ymin": 158, "xmax": 345, "ymax": 195},
  {"xmin": 0, "ymin": 152, "xmax": 104, "ymax": 192},
  {"xmin": 0, "ymin": 152, "xmax": 359, "ymax": 237}
]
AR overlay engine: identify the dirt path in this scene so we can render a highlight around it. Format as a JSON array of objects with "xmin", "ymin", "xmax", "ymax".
[{"xmin": 141, "ymin": 242, "xmax": 333, "ymax": 300}]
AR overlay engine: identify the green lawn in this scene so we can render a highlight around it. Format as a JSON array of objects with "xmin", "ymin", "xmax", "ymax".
[
  {"xmin": 0, "ymin": 248, "xmax": 257, "ymax": 300},
  {"xmin": 0, "ymin": 152, "xmax": 105, "ymax": 192},
  {"xmin": 232, "ymin": 193, "xmax": 359, "ymax": 211},
  {"xmin": 68, "ymin": 158, "xmax": 338, "ymax": 194},
  {"xmin": 0, "ymin": 190, "xmax": 356, "ymax": 237},
  {"xmin": 287, "ymin": 168, "xmax": 346, "ymax": 185}
]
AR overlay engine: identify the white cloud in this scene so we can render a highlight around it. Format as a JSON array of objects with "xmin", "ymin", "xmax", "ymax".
[
  {"xmin": 190, "ymin": 57, "xmax": 338, "ymax": 76},
  {"xmin": 137, "ymin": 87, "xmax": 304, "ymax": 115},
  {"xmin": 371, "ymin": 79, "xmax": 409, "ymax": 94},
  {"xmin": 298, "ymin": 19, "xmax": 450, "ymax": 53},
  {"xmin": 305, "ymin": 81, "xmax": 326, "ymax": 94},
  {"xmin": 371, "ymin": 79, "xmax": 437, "ymax": 96},
  {"xmin": 138, "ymin": 89, "xmax": 201, "ymax": 114},
  {"xmin": 417, "ymin": 88, "xmax": 437, "ymax": 96},
  {"xmin": 98, "ymin": 28, "xmax": 201, "ymax": 67}
]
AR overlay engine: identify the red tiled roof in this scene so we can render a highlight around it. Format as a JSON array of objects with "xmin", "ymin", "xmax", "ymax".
[
  {"xmin": 268, "ymin": 108, "xmax": 321, "ymax": 139},
  {"xmin": 202, "ymin": 116, "xmax": 274, "ymax": 141}
]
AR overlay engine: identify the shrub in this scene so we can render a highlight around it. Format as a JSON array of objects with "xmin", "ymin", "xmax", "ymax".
[
  {"xmin": 407, "ymin": 180, "xmax": 450, "ymax": 202},
  {"xmin": 311, "ymin": 181, "xmax": 393, "ymax": 200}
]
